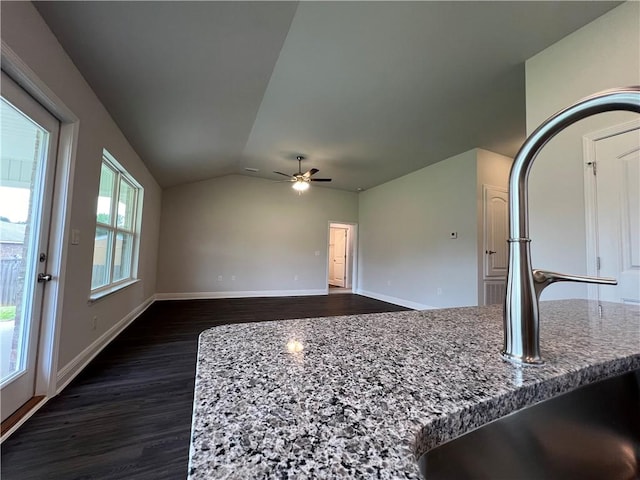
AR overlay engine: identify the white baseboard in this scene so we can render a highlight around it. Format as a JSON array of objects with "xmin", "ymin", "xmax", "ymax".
[
  {"xmin": 355, "ymin": 289, "xmax": 436, "ymax": 310},
  {"xmin": 155, "ymin": 289, "xmax": 327, "ymax": 301},
  {"xmin": 56, "ymin": 294, "xmax": 155, "ymax": 393}
]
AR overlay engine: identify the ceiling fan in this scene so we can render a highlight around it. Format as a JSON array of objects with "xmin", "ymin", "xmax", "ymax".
[{"xmin": 273, "ymin": 155, "xmax": 332, "ymax": 192}]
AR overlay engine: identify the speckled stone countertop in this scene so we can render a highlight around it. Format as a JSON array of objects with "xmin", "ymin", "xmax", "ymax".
[{"xmin": 188, "ymin": 299, "xmax": 640, "ymax": 479}]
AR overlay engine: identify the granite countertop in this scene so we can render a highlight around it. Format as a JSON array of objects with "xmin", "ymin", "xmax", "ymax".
[{"xmin": 188, "ymin": 299, "xmax": 640, "ymax": 479}]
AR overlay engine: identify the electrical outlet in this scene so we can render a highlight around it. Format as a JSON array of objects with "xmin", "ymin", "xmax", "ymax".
[
  {"xmin": 294, "ymin": 275, "xmax": 299, "ymax": 281},
  {"xmin": 387, "ymin": 280, "xmax": 391, "ymax": 286},
  {"xmin": 231, "ymin": 275, "xmax": 236, "ymax": 281},
  {"xmin": 217, "ymin": 275, "xmax": 223, "ymax": 281},
  {"xmin": 437, "ymin": 288, "xmax": 443, "ymax": 296}
]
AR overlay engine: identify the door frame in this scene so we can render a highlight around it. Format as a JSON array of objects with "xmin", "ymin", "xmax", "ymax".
[
  {"xmin": 583, "ymin": 118, "xmax": 640, "ymax": 303},
  {"xmin": 326, "ymin": 221, "xmax": 358, "ymax": 293},
  {"xmin": 481, "ymin": 184, "xmax": 508, "ymax": 305},
  {"xmin": 1, "ymin": 42, "xmax": 79, "ymax": 439},
  {"xmin": 1, "ymin": 70, "xmax": 61, "ymax": 422},
  {"xmin": 482, "ymin": 184, "xmax": 508, "ymax": 279}
]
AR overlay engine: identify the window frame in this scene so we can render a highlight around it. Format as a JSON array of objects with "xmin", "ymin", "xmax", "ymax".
[{"xmin": 90, "ymin": 150, "xmax": 143, "ymax": 298}]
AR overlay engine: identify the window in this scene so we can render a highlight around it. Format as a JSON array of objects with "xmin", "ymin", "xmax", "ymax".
[{"xmin": 91, "ymin": 150, "xmax": 143, "ymax": 294}]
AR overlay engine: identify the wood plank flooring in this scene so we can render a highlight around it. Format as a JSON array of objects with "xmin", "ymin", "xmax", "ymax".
[{"xmin": 1, "ymin": 294, "xmax": 409, "ymax": 480}]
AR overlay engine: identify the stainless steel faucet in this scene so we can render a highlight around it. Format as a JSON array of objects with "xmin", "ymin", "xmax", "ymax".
[{"xmin": 503, "ymin": 86, "xmax": 640, "ymax": 365}]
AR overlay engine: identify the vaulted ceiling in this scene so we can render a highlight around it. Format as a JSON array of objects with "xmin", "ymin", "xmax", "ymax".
[{"xmin": 35, "ymin": 1, "xmax": 619, "ymax": 191}]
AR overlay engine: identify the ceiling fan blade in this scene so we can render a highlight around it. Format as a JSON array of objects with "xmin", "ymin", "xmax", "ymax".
[
  {"xmin": 303, "ymin": 168, "xmax": 319, "ymax": 178},
  {"xmin": 310, "ymin": 178, "xmax": 332, "ymax": 182},
  {"xmin": 273, "ymin": 171, "xmax": 294, "ymax": 178}
]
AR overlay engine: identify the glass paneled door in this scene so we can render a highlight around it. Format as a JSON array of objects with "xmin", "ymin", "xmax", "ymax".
[{"xmin": 0, "ymin": 72, "xmax": 59, "ymax": 422}]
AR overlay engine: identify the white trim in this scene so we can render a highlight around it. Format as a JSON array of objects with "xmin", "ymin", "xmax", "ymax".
[
  {"xmin": 155, "ymin": 289, "xmax": 327, "ymax": 301},
  {"xmin": 2, "ymin": 295, "xmax": 155, "ymax": 443},
  {"xmin": 355, "ymin": 289, "xmax": 436, "ymax": 310},
  {"xmin": 1, "ymin": 41, "xmax": 76, "ymax": 121},
  {"xmin": 56, "ymin": 295, "xmax": 155, "ymax": 392},
  {"xmin": 327, "ymin": 221, "xmax": 358, "ymax": 292},
  {"xmin": 582, "ymin": 119, "xmax": 640, "ymax": 302},
  {"xmin": 91, "ymin": 151, "xmax": 143, "ymax": 296},
  {"xmin": 89, "ymin": 279, "xmax": 141, "ymax": 303},
  {"xmin": 1, "ymin": 41, "xmax": 80, "ymax": 401}
]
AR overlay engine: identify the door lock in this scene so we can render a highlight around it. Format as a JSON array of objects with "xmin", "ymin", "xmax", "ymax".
[{"xmin": 37, "ymin": 273, "xmax": 53, "ymax": 283}]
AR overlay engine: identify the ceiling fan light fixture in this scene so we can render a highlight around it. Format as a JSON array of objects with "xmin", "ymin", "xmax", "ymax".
[
  {"xmin": 292, "ymin": 179, "xmax": 310, "ymax": 192},
  {"xmin": 274, "ymin": 155, "xmax": 330, "ymax": 192}
]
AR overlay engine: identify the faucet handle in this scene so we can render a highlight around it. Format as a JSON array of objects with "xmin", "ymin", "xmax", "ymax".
[{"xmin": 532, "ymin": 269, "xmax": 617, "ymax": 299}]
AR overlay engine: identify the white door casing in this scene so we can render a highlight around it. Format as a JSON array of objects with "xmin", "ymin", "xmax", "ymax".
[
  {"xmin": 482, "ymin": 185, "xmax": 509, "ymax": 305},
  {"xmin": 328, "ymin": 228, "xmax": 335, "ymax": 283},
  {"xmin": 597, "ymin": 131, "xmax": 640, "ymax": 303},
  {"xmin": 329, "ymin": 226, "xmax": 347, "ymax": 287},
  {"xmin": 1, "ymin": 72, "xmax": 59, "ymax": 422},
  {"xmin": 584, "ymin": 121, "xmax": 640, "ymax": 305},
  {"xmin": 1, "ymin": 44, "xmax": 79, "ymax": 439}
]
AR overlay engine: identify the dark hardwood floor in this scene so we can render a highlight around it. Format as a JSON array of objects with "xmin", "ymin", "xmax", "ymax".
[{"xmin": 1, "ymin": 294, "xmax": 409, "ymax": 480}]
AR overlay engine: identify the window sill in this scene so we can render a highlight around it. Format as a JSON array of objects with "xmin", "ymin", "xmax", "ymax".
[{"xmin": 89, "ymin": 279, "xmax": 141, "ymax": 303}]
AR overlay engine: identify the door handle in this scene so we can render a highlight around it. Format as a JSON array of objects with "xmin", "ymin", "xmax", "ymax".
[
  {"xmin": 486, "ymin": 250, "xmax": 496, "ymax": 255},
  {"xmin": 37, "ymin": 273, "xmax": 53, "ymax": 283}
]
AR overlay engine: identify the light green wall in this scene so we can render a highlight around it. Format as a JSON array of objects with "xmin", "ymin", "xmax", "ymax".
[
  {"xmin": 358, "ymin": 149, "xmax": 479, "ymax": 308},
  {"xmin": 157, "ymin": 175, "xmax": 358, "ymax": 295}
]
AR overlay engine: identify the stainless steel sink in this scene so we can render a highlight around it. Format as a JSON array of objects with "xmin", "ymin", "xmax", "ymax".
[{"xmin": 418, "ymin": 370, "xmax": 640, "ymax": 479}]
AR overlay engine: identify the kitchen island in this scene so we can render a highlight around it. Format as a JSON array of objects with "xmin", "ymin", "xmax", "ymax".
[{"xmin": 188, "ymin": 299, "xmax": 640, "ymax": 479}]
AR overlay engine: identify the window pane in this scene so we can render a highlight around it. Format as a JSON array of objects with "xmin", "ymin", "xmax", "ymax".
[
  {"xmin": 91, "ymin": 228, "xmax": 112, "ymax": 289},
  {"xmin": 97, "ymin": 163, "xmax": 115, "ymax": 225},
  {"xmin": 0, "ymin": 97, "xmax": 50, "ymax": 383},
  {"xmin": 117, "ymin": 179, "xmax": 135, "ymax": 230},
  {"xmin": 113, "ymin": 232, "xmax": 133, "ymax": 282}
]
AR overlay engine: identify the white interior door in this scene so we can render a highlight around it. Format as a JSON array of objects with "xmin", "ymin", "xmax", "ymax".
[
  {"xmin": 329, "ymin": 227, "xmax": 347, "ymax": 287},
  {"xmin": 0, "ymin": 72, "xmax": 59, "ymax": 422},
  {"xmin": 483, "ymin": 185, "xmax": 508, "ymax": 305},
  {"xmin": 328, "ymin": 229, "xmax": 335, "ymax": 283},
  {"xmin": 592, "ymin": 126, "xmax": 640, "ymax": 305}
]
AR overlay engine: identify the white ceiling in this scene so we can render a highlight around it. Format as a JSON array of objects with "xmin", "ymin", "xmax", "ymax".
[{"xmin": 35, "ymin": 1, "xmax": 620, "ymax": 191}]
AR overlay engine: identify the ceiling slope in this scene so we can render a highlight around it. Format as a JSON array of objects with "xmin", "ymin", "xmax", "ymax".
[
  {"xmin": 35, "ymin": 1, "xmax": 620, "ymax": 190},
  {"xmin": 35, "ymin": 1, "xmax": 298, "ymax": 186},
  {"xmin": 243, "ymin": 1, "xmax": 621, "ymax": 191}
]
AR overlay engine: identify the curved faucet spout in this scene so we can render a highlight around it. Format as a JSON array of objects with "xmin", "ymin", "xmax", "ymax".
[
  {"xmin": 532, "ymin": 269, "xmax": 617, "ymax": 300},
  {"xmin": 503, "ymin": 86, "xmax": 640, "ymax": 365}
]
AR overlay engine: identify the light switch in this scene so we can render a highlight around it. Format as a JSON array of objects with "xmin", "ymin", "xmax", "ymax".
[{"xmin": 71, "ymin": 229, "xmax": 81, "ymax": 245}]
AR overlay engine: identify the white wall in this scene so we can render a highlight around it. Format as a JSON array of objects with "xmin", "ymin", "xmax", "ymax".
[
  {"xmin": 526, "ymin": 1, "xmax": 640, "ymax": 300},
  {"xmin": 1, "ymin": 3, "xmax": 162, "ymax": 374},
  {"xmin": 156, "ymin": 175, "xmax": 358, "ymax": 297},
  {"xmin": 358, "ymin": 149, "xmax": 479, "ymax": 308}
]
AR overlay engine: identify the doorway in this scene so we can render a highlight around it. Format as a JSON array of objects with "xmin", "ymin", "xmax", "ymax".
[
  {"xmin": 584, "ymin": 120, "xmax": 640, "ymax": 307},
  {"xmin": 327, "ymin": 222, "xmax": 356, "ymax": 294},
  {"xmin": 482, "ymin": 185, "xmax": 509, "ymax": 305},
  {"xmin": 0, "ymin": 72, "xmax": 60, "ymax": 423}
]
